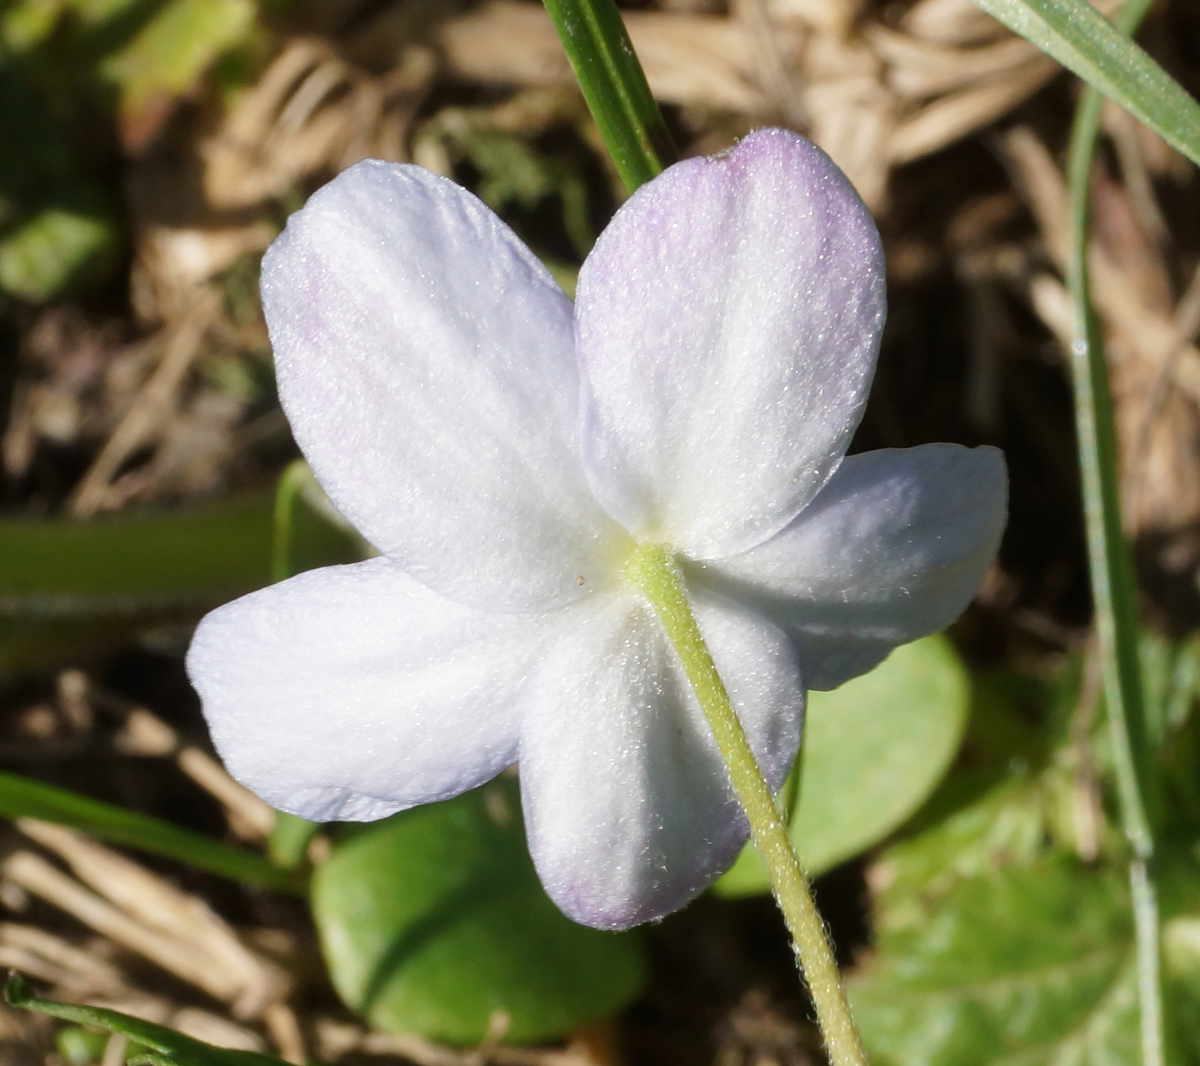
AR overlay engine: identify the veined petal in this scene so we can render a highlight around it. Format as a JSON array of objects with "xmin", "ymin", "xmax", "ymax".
[
  {"xmin": 696, "ymin": 444, "xmax": 1007, "ymax": 690},
  {"xmin": 262, "ymin": 160, "xmax": 623, "ymax": 611},
  {"xmin": 518, "ymin": 588, "xmax": 803, "ymax": 930},
  {"xmin": 576, "ymin": 128, "xmax": 885, "ymax": 558},
  {"xmin": 186, "ymin": 557, "xmax": 553, "ymax": 822}
]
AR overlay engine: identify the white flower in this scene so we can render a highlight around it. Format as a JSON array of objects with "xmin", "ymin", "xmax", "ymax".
[{"xmin": 187, "ymin": 128, "xmax": 1006, "ymax": 930}]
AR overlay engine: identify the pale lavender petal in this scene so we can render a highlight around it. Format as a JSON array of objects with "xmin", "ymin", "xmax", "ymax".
[
  {"xmin": 518, "ymin": 588, "xmax": 803, "ymax": 930},
  {"xmin": 262, "ymin": 160, "xmax": 623, "ymax": 612},
  {"xmin": 186, "ymin": 557, "xmax": 554, "ymax": 822},
  {"xmin": 695, "ymin": 444, "xmax": 1007, "ymax": 690},
  {"xmin": 576, "ymin": 128, "xmax": 885, "ymax": 559}
]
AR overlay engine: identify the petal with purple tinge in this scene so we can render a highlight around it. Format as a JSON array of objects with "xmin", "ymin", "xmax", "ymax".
[
  {"xmin": 186, "ymin": 557, "xmax": 554, "ymax": 822},
  {"xmin": 518, "ymin": 588, "xmax": 803, "ymax": 929},
  {"xmin": 695, "ymin": 444, "xmax": 1007, "ymax": 690},
  {"xmin": 262, "ymin": 160, "xmax": 623, "ymax": 612},
  {"xmin": 576, "ymin": 128, "xmax": 885, "ymax": 559}
]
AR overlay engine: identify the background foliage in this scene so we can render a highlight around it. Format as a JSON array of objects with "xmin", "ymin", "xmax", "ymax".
[{"xmin": 2, "ymin": 0, "xmax": 1200, "ymax": 1064}]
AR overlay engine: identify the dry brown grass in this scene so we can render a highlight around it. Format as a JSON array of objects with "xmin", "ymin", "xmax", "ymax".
[{"xmin": 4, "ymin": 0, "xmax": 1200, "ymax": 1062}]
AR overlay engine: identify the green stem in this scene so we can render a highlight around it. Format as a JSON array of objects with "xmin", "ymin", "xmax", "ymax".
[
  {"xmin": 270, "ymin": 460, "xmax": 324, "ymax": 866},
  {"xmin": 626, "ymin": 544, "xmax": 867, "ymax": 1066},
  {"xmin": 1131, "ymin": 860, "xmax": 1164, "ymax": 1066},
  {"xmin": 1066, "ymin": 17, "xmax": 1156, "ymax": 860},
  {"xmin": 542, "ymin": 0, "xmax": 675, "ymax": 192},
  {"xmin": 0, "ymin": 770, "xmax": 304, "ymax": 894},
  {"xmin": 1065, "ymin": 1, "xmax": 1162, "ymax": 1059}
]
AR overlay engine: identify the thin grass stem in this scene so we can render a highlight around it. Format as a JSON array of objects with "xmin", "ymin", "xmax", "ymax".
[
  {"xmin": 1065, "ymin": 2, "xmax": 1164, "ymax": 1058},
  {"xmin": 0, "ymin": 770, "xmax": 304, "ymax": 894}
]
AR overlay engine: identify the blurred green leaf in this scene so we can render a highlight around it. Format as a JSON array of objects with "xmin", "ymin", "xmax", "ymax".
[
  {"xmin": 850, "ymin": 857, "xmax": 1141, "ymax": 1066},
  {"xmin": 267, "ymin": 810, "xmax": 317, "ymax": 869},
  {"xmin": 871, "ymin": 629, "xmax": 1200, "ymax": 928},
  {"xmin": 970, "ymin": 0, "xmax": 1200, "ymax": 171},
  {"xmin": 1139, "ymin": 630, "xmax": 1200, "ymax": 747},
  {"xmin": 0, "ymin": 42, "xmax": 119, "ymax": 301},
  {"xmin": 100, "ymin": 0, "xmax": 255, "ymax": 147},
  {"xmin": 0, "ymin": 494, "xmax": 275, "ymax": 615},
  {"xmin": 0, "ymin": 771, "xmax": 304, "ymax": 891},
  {"xmin": 1, "ymin": 0, "xmax": 66, "ymax": 52},
  {"xmin": 468, "ymin": 130, "xmax": 593, "ymax": 259},
  {"xmin": 56, "ymin": 1025, "xmax": 108, "ymax": 1066},
  {"xmin": 417, "ymin": 114, "xmax": 596, "ymax": 269},
  {"xmin": 1162, "ymin": 696, "xmax": 1200, "ymax": 839},
  {"xmin": 271, "ymin": 459, "xmax": 365, "ymax": 584},
  {"xmin": 312, "ymin": 778, "xmax": 645, "ymax": 1044},
  {"xmin": 0, "ymin": 492, "xmax": 367, "ymax": 680},
  {"xmin": 6, "ymin": 974, "xmax": 288, "ymax": 1065},
  {"xmin": 715, "ymin": 635, "xmax": 969, "ymax": 895},
  {"xmin": 0, "ymin": 495, "xmax": 269, "ymax": 678},
  {"xmin": 868, "ymin": 774, "xmax": 1052, "ymax": 934},
  {"xmin": 63, "ymin": 0, "xmax": 148, "ymax": 27},
  {"xmin": 0, "ymin": 200, "xmax": 116, "ymax": 301}
]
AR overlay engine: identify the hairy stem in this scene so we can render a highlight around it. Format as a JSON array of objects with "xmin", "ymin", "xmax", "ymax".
[{"xmin": 626, "ymin": 543, "xmax": 868, "ymax": 1066}]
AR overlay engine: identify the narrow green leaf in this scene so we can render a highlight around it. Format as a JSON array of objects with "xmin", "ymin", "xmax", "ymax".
[
  {"xmin": 5, "ymin": 975, "xmax": 288, "ymax": 1066},
  {"xmin": 0, "ymin": 491, "xmax": 366, "ymax": 681},
  {"xmin": 0, "ymin": 771, "xmax": 303, "ymax": 893},
  {"xmin": 542, "ymin": 0, "xmax": 674, "ymax": 192},
  {"xmin": 970, "ymin": 0, "xmax": 1200, "ymax": 170},
  {"xmin": 270, "ymin": 460, "xmax": 364, "ymax": 585},
  {"xmin": 0, "ymin": 495, "xmax": 275, "ymax": 616},
  {"xmin": 715, "ymin": 635, "xmax": 969, "ymax": 895},
  {"xmin": 1063, "ymin": 0, "xmax": 1166, "ymax": 1056},
  {"xmin": 266, "ymin": 811, "xmax": 317, "ymax": 869},
  {"xmin": 1063, "ymin": 0, "xmax": 1158, "ymax": 856},
  {"xmin": 268, "ymin": 460, "xmax": 365, "ymax": 865},
  {"xmin": 312, "ymin": 779, "xmax": 645, "ymax": 1044}
]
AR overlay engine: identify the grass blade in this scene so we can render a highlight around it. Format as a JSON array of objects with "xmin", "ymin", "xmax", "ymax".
[
  {"xmin": 542, "ymin": 0, "xmax": 675, "ymax": 192},
  {"xmin": 971, "ymin": 0, "xmax": 1200, "ymax": 170},
  {"xmin": 5, "ymin": 974, "xmax": 288, "ymax": 1066},
  {"xmin": 0, "ymin": 771, "xmax": 304, "ymax": 893},
  {"xmin": 1064, "ymin": 0, "xmax": 1163, "ymax": 1059}
]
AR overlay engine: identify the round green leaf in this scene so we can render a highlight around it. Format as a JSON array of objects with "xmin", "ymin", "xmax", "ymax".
[
  {"xmin": 311, "ymin": 779, "xmax": 645, "ymax": 1044},
  {"xmin": 715, "ymin": 634, "xmax": 969, "ymax": 895}
]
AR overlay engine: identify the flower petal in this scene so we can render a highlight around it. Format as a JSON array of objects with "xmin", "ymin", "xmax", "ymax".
[
  {"xmin": 696, "ymin": 444, "xmax": 1007, "ymax": 690},
  {"xmin": 575, "ymin": 128, "xmax": 885, "ymax": 558},
  {"xmin": 262, "ymin": 160, "xmax": 622, "ymax": 611},
  {"xmin": 186, "ymin": 557, "xmax": 552, "ymax": 822},
  {"xmin": 518, "ymin": 588, "xmax": 803, "ymax": 930}
]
